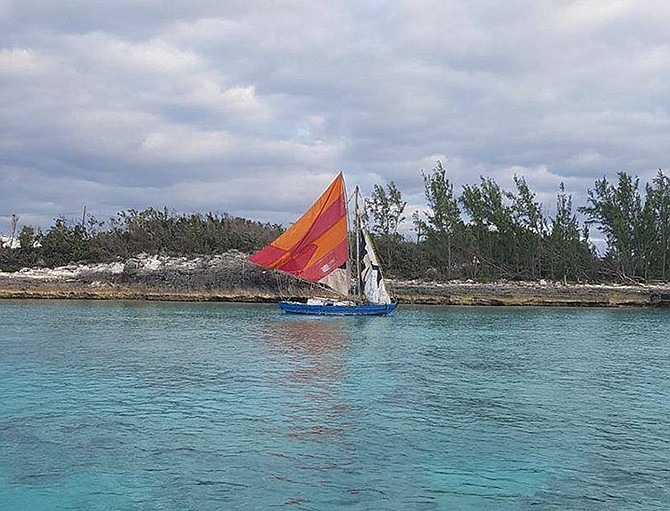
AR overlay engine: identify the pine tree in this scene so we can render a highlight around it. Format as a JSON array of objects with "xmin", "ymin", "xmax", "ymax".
[{"xmin": 413, "ymin": 161, "xmax": 463, "ymax": 278}]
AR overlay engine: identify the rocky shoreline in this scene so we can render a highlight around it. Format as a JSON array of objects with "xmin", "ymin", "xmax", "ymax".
[{"xmin": 1, "ymin": 252, "xmax": 670, "ymax": 307}]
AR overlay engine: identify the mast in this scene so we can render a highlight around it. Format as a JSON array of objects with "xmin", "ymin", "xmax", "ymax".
[
  {"xmin": 343, "ymin": 174, "xmax": 352, "ymax": 299},
  {"xmin": 354, "ymin": 185, "xmax": 361, "ymax": 299}
]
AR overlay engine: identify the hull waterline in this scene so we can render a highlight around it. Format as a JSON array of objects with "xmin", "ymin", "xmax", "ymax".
[{"xmin": 279, "ymin": 301, "xmax": 397, "ymax": 316}]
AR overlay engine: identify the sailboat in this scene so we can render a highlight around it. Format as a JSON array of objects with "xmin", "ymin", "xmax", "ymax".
[{"xmin": 247, "ymin": 173, "xmax": 397, "ymax": 316}]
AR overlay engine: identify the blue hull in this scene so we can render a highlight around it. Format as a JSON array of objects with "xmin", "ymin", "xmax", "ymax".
[{"xmin": 279, "ymin": 301, "xmax": 397, "ymax": 316}]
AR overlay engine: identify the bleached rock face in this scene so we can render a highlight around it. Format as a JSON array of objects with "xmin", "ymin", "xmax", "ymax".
[
  {"xmin": 108, "ymin": 262, "xmax": 124, "ymax": 274},
  {"xmin": 4, "ymin": 254, "xmax": 233, "ymax": 280},
  {"xmin": 0, "ymin": 251, "xmax": 316, "ymax": 296},
  {"xmin": 11, "ymin": 260, "xmax": 127, "ymax": 280}
]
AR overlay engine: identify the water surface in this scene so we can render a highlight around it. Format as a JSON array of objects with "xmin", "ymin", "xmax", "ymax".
[{"xmin": 1, "ymin": 301, "xmax": 669, "ymax": 510}]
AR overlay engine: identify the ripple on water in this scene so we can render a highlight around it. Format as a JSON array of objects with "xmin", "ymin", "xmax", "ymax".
[{"xmin": 0, "ymin": 302, "xmax": 669, "ymax": 510}]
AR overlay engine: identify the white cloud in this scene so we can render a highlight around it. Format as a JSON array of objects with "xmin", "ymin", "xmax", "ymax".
[
  {"xmin": 0, "ymin": 47, "xmax": 51, "ymax": 75},
  {"xmin": 138, "ymin": 126, "xmax": 234, "ymax": 163},
  {"xmin": 64, "ymin": 33, "xmax": 201, "ymax": 74},
  {"xmin": 184, "ymin": 77, "xmax": 272, "ymax": 123},
  {"xmin": 1, "ymin": 0, "xmax": 670, "ymax": 236},
  {"xmin": 556, "ymin": 0, "xmax": 634, "ymax": 32}
]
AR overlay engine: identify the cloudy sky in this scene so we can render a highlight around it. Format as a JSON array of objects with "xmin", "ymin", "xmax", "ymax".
[{"xmin": 1, "ymin": 0, "xmax": 669, "ymax": 235}]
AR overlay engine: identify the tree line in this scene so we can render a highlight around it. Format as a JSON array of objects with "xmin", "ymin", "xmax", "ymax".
[
  {"xmin": 0, "ymin": 208, "xmax": 282, "ymax": 270},
  {"xmin": 2, "ymin": 164, "xmax": 669, "ymax": 283},
  {"xmin": 366, "ymin": 163, "xmax": 670, "ymax": 283}
]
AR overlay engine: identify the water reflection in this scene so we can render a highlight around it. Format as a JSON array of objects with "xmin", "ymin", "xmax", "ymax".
[
  {"xmin": 266, "ymin": 317, "xmax": 349, "ymax": 385},
  {"xmin": 260, "ymin": 317, "xmax": 359, "ymax": 505}
]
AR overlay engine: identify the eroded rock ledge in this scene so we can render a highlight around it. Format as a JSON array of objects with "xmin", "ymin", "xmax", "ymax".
[{"xmin": 1, "ymin": 252, "xmax": 670, "ymax": 307}]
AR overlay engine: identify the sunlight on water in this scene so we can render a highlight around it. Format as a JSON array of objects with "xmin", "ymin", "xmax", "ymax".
[{"xmin": 1, "ymin": 301, "xmax": 669, "ymax": 510}]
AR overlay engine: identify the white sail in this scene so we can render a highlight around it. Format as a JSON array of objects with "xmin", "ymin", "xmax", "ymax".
[
  {"xmin": 359, "ymin": 229, "xmax": 392, "ymax": 304},
  {"xmin": 317, "ymin": 267, "xmax": 350, "ymax": 296}
]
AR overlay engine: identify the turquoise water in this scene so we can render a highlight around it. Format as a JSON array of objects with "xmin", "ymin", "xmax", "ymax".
[{"xmin": 1, "ymin": 301, "xmax": 669, "ymax": 510}]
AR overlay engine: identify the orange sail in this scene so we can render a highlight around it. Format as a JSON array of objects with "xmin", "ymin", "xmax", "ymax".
[{"xmin": 248, "ymin": 173, "xmax": 349, "ymax": 287}]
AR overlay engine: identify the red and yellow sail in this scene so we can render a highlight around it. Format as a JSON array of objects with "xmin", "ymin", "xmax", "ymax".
[{"xmin": 248, "ymin": 173, "xmax": 348, "ymax": 285}]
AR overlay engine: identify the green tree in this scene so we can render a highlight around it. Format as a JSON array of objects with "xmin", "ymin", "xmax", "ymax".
[
  {"xmin": 39, "ymin": 218, "xmax": 90, "ymax": 266},
  {"xmin": 16, "ymin": 225, "xmax": 40, "ymax": 267},
  {"xmin": 365, "ymin": 181, "xmax": 407, "ymax": 269},
  {"xmin": 645, "ymin": 170, "xmax": 670, "ymax": 280},
  {"xmin": 580, "ymin": 172, "xmax": 646, "ymax": 281},
  {"xmin": 461, "ymin": 176, "xmax": 516, "ymax": 278},
  {"xmin": 413, "ymin": 161, "xmax": 463, "ymax": 278},
  {"xmin": 549, "ymin": 183, "xmax": 593, "ymax": 282},
  {"xmin": 366, "ymin": 182, "xmax": 407, "ymax": 238},
  {"xmin": 507, "ymin": 175, "xmax": 547, "ymax": 279},
  {"xmin": 18, "ymin": 225, "xmax": 37, "ymax": 252}
]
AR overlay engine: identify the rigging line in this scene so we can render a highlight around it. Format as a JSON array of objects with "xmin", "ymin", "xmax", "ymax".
[
  {"xmin": 273, "ymin": 272, "xmax": 285, "ymax": 300},
  {"xmin": 244, "ymin": 258, "xmax": 346, "ymax": 299},
  {"xmin": 246, "ymin": 257, "xmax": 343, "ymax": 293},
  {"xmin": 299, "ymin": 271, "xmax": 347, "ymax": 298},
  {"xmin": 280, "ymin": 268, "xmax": 335, "ymax": 300}
]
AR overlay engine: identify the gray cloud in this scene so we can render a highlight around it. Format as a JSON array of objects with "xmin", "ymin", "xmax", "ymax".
[{"xmin": 1, "ymin": 0, "xmax": 669, "ymax": 235}]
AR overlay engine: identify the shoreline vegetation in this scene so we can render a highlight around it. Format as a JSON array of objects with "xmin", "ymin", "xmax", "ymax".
[
  {"xmin": 2, "ymin": 165, "xmax": 670, "ymax": 307},
  {"xmin": 1, "ymin": 252, "xmax": 669, "ymax": 307}
]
